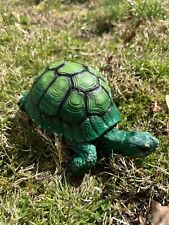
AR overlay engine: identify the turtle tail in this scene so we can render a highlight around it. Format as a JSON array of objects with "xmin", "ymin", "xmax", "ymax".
[{"xmin": 18, "ymin": 91, "xmax": 29, "ymax": 112}]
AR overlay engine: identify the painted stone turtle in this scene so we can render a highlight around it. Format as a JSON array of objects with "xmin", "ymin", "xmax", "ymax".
[{"xmin": 18, "ymin": 61, "xmax": 159, "ymax": 175}]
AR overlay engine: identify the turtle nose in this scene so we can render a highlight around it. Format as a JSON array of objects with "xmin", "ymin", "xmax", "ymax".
[
  {"xmin": 150, "ymin": 136, "xmax": 160, "ymax": 150},
  {"xmin": 152, "ymin": 136, "xmax": 160, "ymax": 145}
]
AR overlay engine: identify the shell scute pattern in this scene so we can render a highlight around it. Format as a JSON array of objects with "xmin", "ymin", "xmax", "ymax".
[
  {"xmin": 48, "ymin": 61, "xmax": 64, "ymax": 70},
  {"xmin": 88, "ymin": 66, "xmax": 106, "ymax": 81},
  {"xmin": 87, "ymin": 87, "xmax": 110, "ymax": 115},
  {"xmin": 31, "ymin": 70, "xmax": 55, "ymax": 104},
  {"xmin": 39, "ymin": 76, "xmax": 70, "ymax": 115},
  {"xmin": 80, "ymin": 118, "xmax": 98, "ymax": 141},
  {"xmin": 26, "ymin": 62, "xmax": 120, "ymax": 142},
  {"xmin": 102, "ymin": 104, "xmax": 121, "ymax": 127},
  {"xmin": 73, "ymin": 71, "xmax": 99, "ymax": 92},
  {"xmin": 90, "ymin": 116, "xmax": 109, "ymax": 136},
  {"xmin": 99, "ymin": 79, "xmax": 112, "ymax": 98},
  {"xmin": 25, "ymin": 96, "xmax": 42, "ymax": 126},
  {"xmin": 61, "ymin": 91, "xmax": 85, "ymax": 123},
  {"xmin": 58, "ymin": 62, "xmax": 85, "ymax": 75}
]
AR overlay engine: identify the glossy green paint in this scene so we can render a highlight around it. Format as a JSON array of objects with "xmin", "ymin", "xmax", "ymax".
[
  {"xmin": 68, "ymin": 143, "xmax": 97, "ymax": 175},
  {"xmin": 80, "ymin": 118, "xmax": 98, "ymax": 141},
  {"xmin": 102, "ymin": 104, "xmax": 121, "ymax": 127},
  {"xmin": 30, "ymin": 70, "xmax": 55, "ymax": 104},
  {"xmin": 87, "ymin": 87, "xmax": 110, "ymax": 114},
  {"xmin": 100, "ymin": 79, "xmax": 112, "ymax": 97},
  {"xmin": 22, "ymin": 61, "xmax": 114, "ymax": 142},
  {"xmin": 48, "ymin": 61, "xmax": 63, "ymax": 70},
  {"xmin": 32, "ymin": 68, "xmax": 47, "ymax": 84},
  {"xmin": 19, "ymin": 61, "xmax": 160, "ymax": 176},
  {"xmin": 101, "ymin": 129, "xmax": 160, "ymax": 158},
  {"xmin": 26, "ymin": 97, "xmax": 42, "ymax": 126},
  {"xmin": 39, "ymin": 76, "xmax": 70, "ymax": 115},
  {"xmin": 58, "ymin": 61, "xmax": 84, "ymax": 74},
  {"xmin": 88, "ymin": 66, "xmax": 105, "ymax": 80},
  {"xmin": 61, "ymin": 91, "xmax": 85, "ymax": 123},
  {"xmin": 73, "ymin": 71, "xmax": 98, "ymax": 91},
  {"xmin": 90, "ymin": 116, "xmax": 109, "ymax": 136}
]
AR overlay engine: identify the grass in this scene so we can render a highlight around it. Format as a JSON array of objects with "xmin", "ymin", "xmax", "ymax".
[{"xmin": 0, "ymin": 0, "xmax": 169, "ymax": 224}]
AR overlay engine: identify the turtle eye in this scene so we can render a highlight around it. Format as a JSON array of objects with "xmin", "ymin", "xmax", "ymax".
[
  {"xmin": 138, "ymin": 145, "xmax": 150, "ymax": 153},
  {"xmin": 144, "ymin": 144, "xmax": 150, "ymax": 149}
]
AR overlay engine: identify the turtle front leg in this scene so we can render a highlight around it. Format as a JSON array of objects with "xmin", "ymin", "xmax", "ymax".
[
  {"xmin": 68, "ymin": 143, "xmax": 97, "ymax": 176},
  {"xmin": 101, "ymin": 128, "xmax": 159, "ymax": 158}
]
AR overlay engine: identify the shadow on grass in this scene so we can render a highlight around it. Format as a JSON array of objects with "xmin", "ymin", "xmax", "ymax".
[
  {"xmin": 65, "ymin": 157, "xmax": 114, "ymax": 188},
  {"xmin": 6, "ymin": 110, "xmax": 151, "ymax": 191},
  {"xmin": 6, "ymin": 110, "xmax": 113, "ymax": 188},
  {"xmin": 7, "ymin": 111, "xmax": 60, "ymax": 174},
  {"xmin": 6, "ymin": 112, "xmax": 167, "ymax": 224}
]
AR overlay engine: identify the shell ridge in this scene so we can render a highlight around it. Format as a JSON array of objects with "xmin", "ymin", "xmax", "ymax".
[
  {"xmin": 48, "ymin": 62, "xmax": 65, "ymax": 71},
  {"xmin": 83, "ymin": 85, "xmax": 100, "ymax": 94},
  {"xmin": 89, "ymin": 116, "xmax": 100, "ymax": 136},
  {"xmin": 31, "ymin": 68, "xmax": 48, "ymax": 90},
  {"xmin": 58, "ymin": 69, "xmax": 87, "ymax": 77},
  {"xmin": 56, "ymin": 88, "xmax": 71, "ymax": 116},
  {"xmin": 36, "ymin": 77, "xmax": 57, "ymax": 109},
  {"xmin": 87, "ymin": 68, "xmax": 105, "ymax": 82},
  {"xmin": 100, "ymin": 83, "xmax": 112, "ymax": 100},
  {"xmin": 84, "ymin": 92, "xmax": 89, "ymax": 117}
]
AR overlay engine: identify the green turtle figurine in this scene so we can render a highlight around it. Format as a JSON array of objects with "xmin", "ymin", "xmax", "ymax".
[{"xmin": 18, "ymin": 61, "xmax": 159, "ymax": 175}]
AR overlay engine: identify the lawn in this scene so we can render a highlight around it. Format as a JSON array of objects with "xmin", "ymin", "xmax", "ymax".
[{"xmin": 0, "ymin": 0, "xmax": 169, "ymax": 224}]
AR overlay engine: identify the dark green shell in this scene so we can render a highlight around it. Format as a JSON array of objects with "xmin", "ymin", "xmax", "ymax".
[{"xmin": 24, "ymin": 61, "xmax": 121, "ymax": 142}]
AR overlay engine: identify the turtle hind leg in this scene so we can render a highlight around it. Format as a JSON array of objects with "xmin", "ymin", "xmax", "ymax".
[
  {"xmin": 68, "ymin": 143, "xmax": 97, "ymax": 176},
  {"xmin": 18, "ymin": 91, "xmax": 29, "ymax": 112}
]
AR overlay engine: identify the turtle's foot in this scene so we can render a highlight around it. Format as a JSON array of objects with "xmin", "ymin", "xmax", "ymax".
[
  {"xmin": 101, "ymin": 129, "xmax": 159, "ymax": 158},
  {"xmin": 68, "ymin": 143, "xmax": 97, "ymax": 176},
  {"xmin": 18, "ymin": 91, "xmax": 29, "ymax": 112}
]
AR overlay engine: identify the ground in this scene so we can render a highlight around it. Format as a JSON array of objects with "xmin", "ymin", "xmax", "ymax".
[{"xmin": 0, "ymin": 0, "xmax": 169, "ymax": 224}]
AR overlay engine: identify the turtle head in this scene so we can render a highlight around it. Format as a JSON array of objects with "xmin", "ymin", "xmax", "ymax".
[{"xmin": 126, "ymin": 131, "xmax": 160, "ymax": 157}]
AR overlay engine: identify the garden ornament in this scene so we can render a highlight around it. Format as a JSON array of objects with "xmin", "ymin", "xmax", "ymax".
[{"xmin": 18, "ymin": 61, "xmax": 159, "ymax": 175}]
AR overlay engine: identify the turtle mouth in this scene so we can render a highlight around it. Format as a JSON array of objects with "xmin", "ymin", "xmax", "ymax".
[
  {"xmin": 137, "ymin": 146, "xmax": 151, "ymax": 156},
  {"xmin": 138, "ymin": 141, "xmax": 159, "ymax": 157}
]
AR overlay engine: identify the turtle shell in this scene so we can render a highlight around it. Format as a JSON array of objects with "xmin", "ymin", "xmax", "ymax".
[{"xmin": 24, "ymin": 61, "xmax": 121, "ymax": 143}]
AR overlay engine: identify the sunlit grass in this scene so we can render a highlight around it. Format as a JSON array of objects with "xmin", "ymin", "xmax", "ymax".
[{"xmin": 0, "ymin": 0, "xmax": 168, "ymax": 224}]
